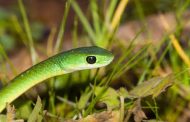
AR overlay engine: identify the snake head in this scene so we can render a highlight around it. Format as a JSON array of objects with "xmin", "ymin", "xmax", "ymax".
[{"xmin": 60, "ymin": 46, "xmax": 114, "ymax": 71}]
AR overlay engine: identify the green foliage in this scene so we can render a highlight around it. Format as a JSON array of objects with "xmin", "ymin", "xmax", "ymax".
[
  {"xmin": 77, "ymin": 89, "xmax": 92, "ymax": 110},
  {"xmin": 28, "ymin": 97, "xmax": 43, "ymax": 122},
  {"xmin": 0, "ymin": 115, "xmax": 6, "ymax": 122},
  {"xmin": 129, "ymin": 75, "xmax": 174, "ymax": 98},
  {"xmin": 94, "ymin": 86, "xmax": 120, "ymax": 110},
  {"xmin": 1, "ymin": 0, "xmax": 190, "ymax": 121},
  {"xmin": 71, "ymin": 0, "xmax": 119, "ymax": 47}
]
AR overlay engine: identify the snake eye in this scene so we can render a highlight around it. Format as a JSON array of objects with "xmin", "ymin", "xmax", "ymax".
[{"xmin": 86, "ymin": 56, "xmax": 96, "ymax": 64}]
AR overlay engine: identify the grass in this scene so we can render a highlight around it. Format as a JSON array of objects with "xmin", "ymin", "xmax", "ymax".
[
  {"xmin": 18, "ymin": 0, "xmax": 37, "ymax": 64},
  {"xmin": 0, "ymin": 0, "xmax": 190, "ymax": 121}
]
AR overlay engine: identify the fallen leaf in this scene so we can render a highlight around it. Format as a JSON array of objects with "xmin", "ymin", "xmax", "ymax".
[{"xmin": 129, "ymin": 74, "xmax": 174, "ymax": 98}]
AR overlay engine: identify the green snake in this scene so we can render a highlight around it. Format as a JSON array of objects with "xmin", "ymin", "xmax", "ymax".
[{"xmin": 0, "ymin": 46, "xmax": 114, "ymax": 112}]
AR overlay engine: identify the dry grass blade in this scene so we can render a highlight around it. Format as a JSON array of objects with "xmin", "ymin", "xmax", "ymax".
[
  {"xmin": 125, "ymin": 99, "xmax": 147, "ymax": 122},
  {"xmin": 6, "ymin": 104, "xmax": 16, "ymax": 122},
  {"xmin": 111, "ymin": 0, "xmax": 129, "ymax": 30},
  {"xmin": 65, "ymin": 110, "xmax": 120, "ymax": 122},
  {"xmin": 160, "ymin": 14, "xmax": 190, "ymax": 67}
]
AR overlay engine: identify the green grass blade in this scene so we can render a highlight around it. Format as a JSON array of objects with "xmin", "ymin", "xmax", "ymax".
[
  {"xmin": 99, "ymin": 30, "xmax": 143, "ymax": 85},
  {"xmin": 115, "ymin": 45, "xmax": 149, "ymax": 79},
  {"xmin": 176, "ymin": 0, "xmax": 190, "ymax": 17},
  {"xmin": 18, "ymin": 0, "xmax": 37, "ymax": 64},
  {"xmin": 100, "ymin": 0, "xmax": 118, "ymax": 40},
  {"xmin": 106, "ymin": 0, "xmax": 118, "ymax": 23},
  {"xmin": 90, "ymin": 0, "xmax": 100, "ymax": 35},
  {"xmin": 71, "ymin": 0, "xmax": 96, "ymax": 43},
  {"xmin": 11, "ymin": 15, "xmax": 28, "ymax": 46},
  {"xmin": 0, "ymin": 44, "xmax": 17, "ymax": 76},
  {"xmin": 72, "ymin": 16, "xmax": 79, "ymax": 48},
  {"xmin": 54, "ymin": 0, "xmax": 71, "ymax": 53},
  {"xmin": 138, "ymin": 36, "xmax": 170, "ymax": 84},
  {"xmin": 100, "ymin": 0, "xmax": 118, "ymax": 41}
]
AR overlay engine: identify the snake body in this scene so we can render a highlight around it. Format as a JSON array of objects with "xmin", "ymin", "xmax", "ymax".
[{"xmin": 0, "ymin": 46, "xmax": 114, "ymax": 112}]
